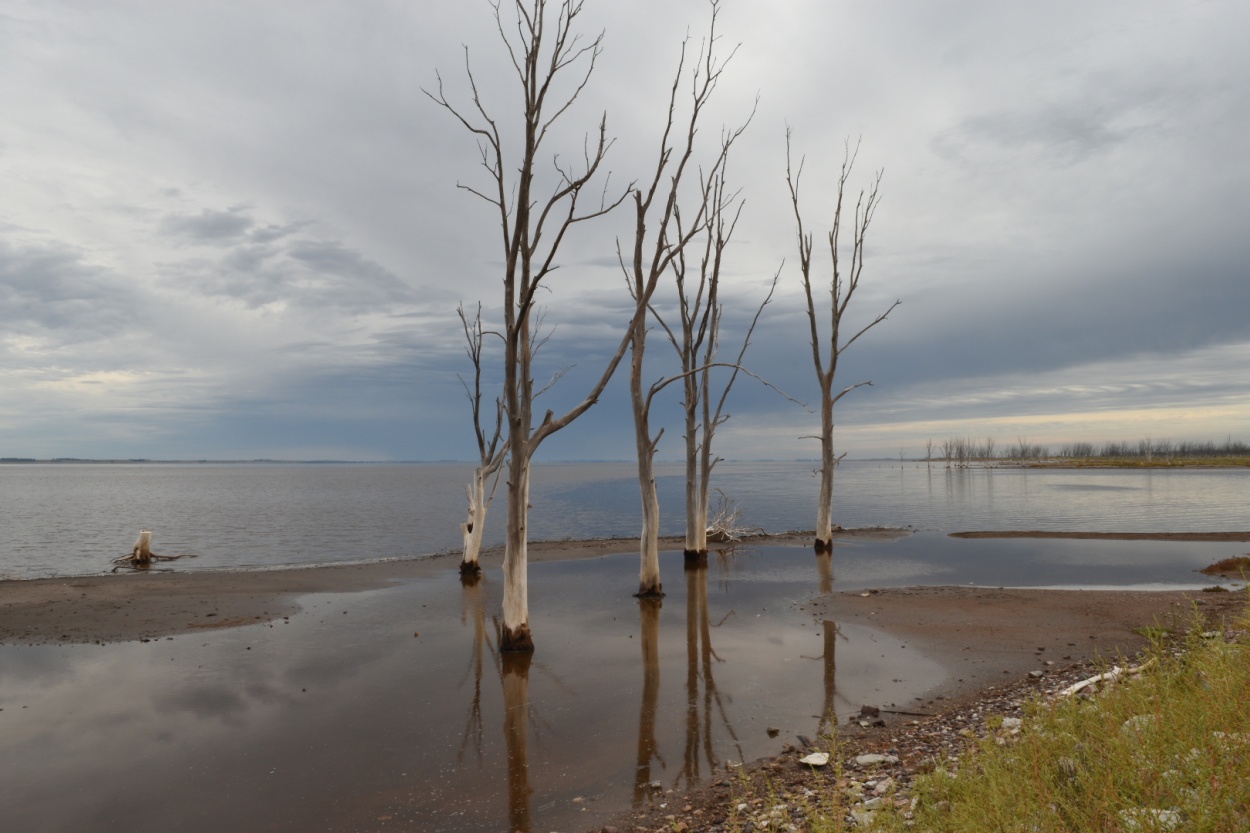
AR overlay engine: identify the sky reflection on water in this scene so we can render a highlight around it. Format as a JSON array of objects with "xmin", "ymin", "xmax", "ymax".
[{"xmin": 2, "ymin": 534, "xmax": 1243, "ymax": 832}]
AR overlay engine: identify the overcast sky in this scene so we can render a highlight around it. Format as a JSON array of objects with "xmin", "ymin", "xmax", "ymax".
[{"xmin": 2, "ymin": 0, "xmax": 1248, "ymax": 461}]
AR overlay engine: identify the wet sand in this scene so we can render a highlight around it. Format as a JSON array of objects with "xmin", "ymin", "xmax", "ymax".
[
  {"xmin": 0, "ymin": 527, "xmax": 1239, "ymax": 654},
  {"xmin": 0, "ymin": 530, "xmax": 897, "ymax": 645}
]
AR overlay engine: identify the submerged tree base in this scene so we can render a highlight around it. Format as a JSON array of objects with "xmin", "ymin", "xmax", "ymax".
[
  {"xmin": 500, "ymin": 623, "xmax": 535, "ymax": 653},
  {"xmin": 458, "ymin": 571, "xmax": 482, "ymax": 589},
  {"xmin": 683, "ymin": 549, "xmax": 708, "ymax": 568},
  {"xmin": 635, "ymin": 582, "xmax": 665, "ymax": 599},
  {"xmin": 813, "ymin": 538, "xmax": 832, "ymax": 554},
  {"xmin": 458, "ymin": 559, "xmax": 483, "ymax": 577}
]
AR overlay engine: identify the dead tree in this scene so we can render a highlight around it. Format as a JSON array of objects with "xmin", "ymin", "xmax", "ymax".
[
  {"xmin": 624, "ymin": 1, "xmax": 751, "ymax": 596},
  {"xmin": 657, "ymin": 160, "xmax": 780, "ymax": 565},
  {"xmin": 429, "ymin": 0, "xmax": 648, "ymax": 652},
  {"xmin": 456, "ymin": 303, "xmax": 505, "ymax": 576},
  {"xmin": 786, "ymin": 131, "xmax": 899, "ymax": 552}
]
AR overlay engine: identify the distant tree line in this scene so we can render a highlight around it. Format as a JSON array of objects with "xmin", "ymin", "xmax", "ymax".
[{"xmin": 924, "ymin": 435, "xmax": 1250, "ymax": 466}]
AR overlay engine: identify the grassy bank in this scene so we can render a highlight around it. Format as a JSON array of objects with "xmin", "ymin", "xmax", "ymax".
[{"xmin": 806, "ymin": 601, "xmax": 1250, "ymax": 832}]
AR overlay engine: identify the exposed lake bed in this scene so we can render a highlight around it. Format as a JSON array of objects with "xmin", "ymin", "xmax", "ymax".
[{"xmin": 3, "ymin": 530, "xmax": 1248, "ymax": 833}]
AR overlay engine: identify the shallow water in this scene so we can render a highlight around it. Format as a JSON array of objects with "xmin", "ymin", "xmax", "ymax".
[
  {"xmin": 2, "ymin": 461, "xmax": 1248, "ymax": 579},
  {"xmin": 2, "ymin": 547, "xmax": 940, "ymax": 833},
  {"xmin": 2, "ymin": 531, "xmax": 1243, "ymax": 833}
]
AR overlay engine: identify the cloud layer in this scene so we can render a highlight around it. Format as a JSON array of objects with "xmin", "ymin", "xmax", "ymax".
[{"xmin": 2, "ymin": 0, "xmax": 1248, "ymax": 459}]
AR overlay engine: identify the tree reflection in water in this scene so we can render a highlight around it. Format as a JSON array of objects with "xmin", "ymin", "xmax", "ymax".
[
  {"xmin": 679, "ymin": 560, "xmax": 742, "ymax": 790},
  {"xmin": 457, "ymin": 572, "xmax": 535, "ymax": 833},
  {"xmin": 502, "ymin": 652, "xmax": 533, "ymax": 833},
  {"xmin": 458, "ymin": 572, "xmax": 495, "ymax": 766},
  {"xmin": 633, "ymin": 596, "xmax": 663, "ymax": 804},
  {"xmin": 810, "ymin": 549, "xmax": 847, "ymax": 738}
]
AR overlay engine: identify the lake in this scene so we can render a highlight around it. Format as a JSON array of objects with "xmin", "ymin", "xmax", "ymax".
[
  {"xmin": 1, "ymin": 460, "xmax": 1248, "ymax": 580},
  {"xmin": 2, "ymin": 461, "xmax": 1248, "ymax": 832}
]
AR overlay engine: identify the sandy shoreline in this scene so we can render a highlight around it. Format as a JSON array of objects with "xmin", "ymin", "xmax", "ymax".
[
  {"xmin": 0, "ymin": 530, "xmax": 887, "ymax": 645},
  {"xmin": 0, "ymin": 528, "xmax": 1241, "ymax": 646}
]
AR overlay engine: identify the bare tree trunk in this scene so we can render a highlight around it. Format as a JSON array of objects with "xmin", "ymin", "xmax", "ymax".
[
  {"xmin": 459, "ymin": 467, "xmax": 498, "ymax": 574},
  {"xmin": 625, "ymin": 1, "xmax": 751, "ymax": 591},
  {"xmin": 787, "ymin": 131, "xmax": 898, "ymax": 551},
  {"xmin": 815, "ymin": 391, "xmax": 836, "ymax": 551},
  {"xmin": 633, "ymin": 315, "xmax": 664, "ymax": 597},
  {"xmin": 430, "ymin": 0, "xmax": 637, "ymax": 652},
  {"xmin": 500, "ymin": 453, "xmax": 533, "ymax": 652},
  {"xmin": 456, "ymin": 303, "xmax": 504, "ymax": 576}
]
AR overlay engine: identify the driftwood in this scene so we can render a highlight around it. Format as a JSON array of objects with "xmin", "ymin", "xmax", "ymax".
[
  {"xmin": 111, "ymin": 530, "xmax": 197, "ymax": 571},
  {"xmin": 705, "ymin": 492, "xmax": 764, "ymax": 545},
  {"xmin": 1059, "ymin": 657, "xmax": 1158, "ymax": 697}
]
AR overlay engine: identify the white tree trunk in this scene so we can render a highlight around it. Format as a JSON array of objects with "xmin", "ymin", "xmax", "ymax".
[
  {"xmin": 500, "ymin": 456, "xmax": 532, "ymax": 652},
  {"xmin": 132, "ymin": 530, "xmax": 153, "ymax": 564},
  {"xmin": 683, "ymin": 405, "xmax": 702, "ymax": 559},
  {"xmin": 635, "ymin": 412, "xmax": 663, "ymax": 597},
  {"xmin": 815, "ymin": 394, "xmax": 836, "ymax": 551},
  {"xmin": 459, "ymin": 472, "xmax": 492, "ymax": 574}
]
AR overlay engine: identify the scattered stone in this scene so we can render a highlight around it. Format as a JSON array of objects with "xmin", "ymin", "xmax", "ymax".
[
  {"xmin": 767, "ymin": 726, "xmax": 780, "ymax": 738},
  {"xmin": 799, "ymin": 752, "xmax": 830, "ymax": 767},
  {"xmin": 855, "ymin": 753, "xmax": 898, "ymax": 767},
  {"xmin": 1120, "ymin": 807, "xmax": 1183, "ymax": 832}
]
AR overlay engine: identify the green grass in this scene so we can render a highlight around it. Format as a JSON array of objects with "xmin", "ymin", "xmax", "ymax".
[
  {"xmin": 856, "ymin": 601, "xmax": 1250, "ymax": 833},
  {"xmin": 720, "ymin": 601, "xmax": 1250, "ymax": 833}
]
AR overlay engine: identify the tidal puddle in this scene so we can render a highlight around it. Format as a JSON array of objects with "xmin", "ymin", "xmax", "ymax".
[{"xmin": 1, "ymin": 535, "xmax": 1238, "ymax": 832}]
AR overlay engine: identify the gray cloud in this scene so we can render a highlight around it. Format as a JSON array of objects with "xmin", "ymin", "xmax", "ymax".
[
  {"xmin": 0, "ymin": 239, "xmax": 138, "ymax": 344},
  {"xmin": 1, "ymin": 0, "xmax": 1248, "ymax": 459},
  {"xmin": 159, "ymin": 207, "xmax": 254, "ymax": 243}
]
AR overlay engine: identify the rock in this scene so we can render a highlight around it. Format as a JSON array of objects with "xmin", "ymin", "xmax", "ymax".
[
  {"xmin": 1028, "ymin": 670, "xmax": 1044, "ymax": 678},
  {"xmin": 1000, "ymin": 717, "xmax": 1022, "ymax": 732},
  {"xmin": 1120, "ymin": 808, "xmax": 1183, "ymax": 832},
  {"xmin": 767, "ymin": 726, "xmax": 780, "ymax": 737},
  {"xmin": 872, "ymin": 777, "xmax": 894, "ymax": 795},
  {"xmin": 862, "ymin": 797, "xmax": 884, "ymax": 810},
  {"xmin": 859, "ymin": 704, "xmax": 881, "ymax": 717},
  {"xmin": 799, "ymin": 752, "xmax": 830, "ymax": 767},
  {"xmin": 855, "ymin": 753, "xmax": 898, "ymax": 767},
  {"xmin": 849, "ymin": 809, "xmax": 876, "ymax": 827}
]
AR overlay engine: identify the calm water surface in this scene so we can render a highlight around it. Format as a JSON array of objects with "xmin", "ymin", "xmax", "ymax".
[
  {"xmin": 1, "ymin": 461, "xmax": 1247, "ymax": 580},
  {"xmin": 2, "ymin": 547, "xmax": 938, "ymax": 833},
  {"xmin": 3, "ymin": 461, "xmax": 1248, "ymax": 832}
]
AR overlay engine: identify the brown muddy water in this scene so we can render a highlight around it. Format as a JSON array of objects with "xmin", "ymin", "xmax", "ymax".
[{"xmin": 1, "ymin": 535, "xmax": 1241, "ymax": 833}]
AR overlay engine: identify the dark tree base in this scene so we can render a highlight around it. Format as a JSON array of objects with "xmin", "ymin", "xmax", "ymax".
[
  {"xmin": 459, "ymin": 559, "xmax": 483, "ymax": 577},
  {"xmin": 814, "ymin": 538, "xmax": 833, "ymax": 554},
  {"xmin": 635, "ymin": 582, "xmax": 665, "ymax": 599},
  {"xmin": 500, "ymin": 623, "xmax": 535, "ymax": 653},
  {"xmin": 683, "ymin": 549, "xmax": 708, "ymax": 568}
]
